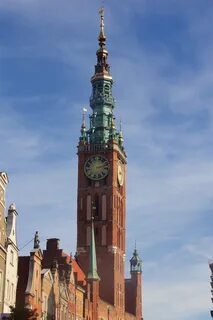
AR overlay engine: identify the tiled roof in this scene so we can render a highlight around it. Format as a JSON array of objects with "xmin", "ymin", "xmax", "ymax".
[{"xmin": 72, "ymin": 258, "xmax": 86, "ymax": 285}]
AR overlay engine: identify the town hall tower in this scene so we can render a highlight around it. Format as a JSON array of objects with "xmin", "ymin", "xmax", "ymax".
[{"xmin": 76, "ymin": 9, "xmax": 142, "ymax": 320}]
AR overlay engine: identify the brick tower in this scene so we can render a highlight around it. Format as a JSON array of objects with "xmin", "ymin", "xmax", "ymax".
[{"xmin": 76, "ymin": 9, "xmax": 142, "ymax": 319}]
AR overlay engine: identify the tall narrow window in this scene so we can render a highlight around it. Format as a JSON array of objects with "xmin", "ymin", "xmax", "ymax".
[
  {"xmin": 0, "ymin": 271, "xmax": 2, "ymax": 302},
  {"xmin": 95, "ymin": 227, "xmax": 100, "ymax": 245},
  {"xmin": 11, "ymin": 283, "xmax": 14, "ymax": 303},
  {"xmin": 101, "ymin": 225, "xmax": 107, "ymax": 246},
  {"xmin": 86, "ymin": 195, "xmax": 91, "ymax": 220},
  {"xmin": 10, "ymin": 250, "xmax": 14, "ymax": 265},
  {"xmin": 80, "ymin": 197, "xmax": 83, "ymax": 210},
  {"xmin": 94, "ymin": 194, "xmax": 99, "ymax": 219},
  {"xmin": 120, "ymin": 202, "xmax": 123, "ymax": 227},
  {"xmin": 102, "ymin": 194, "xmax": 107, "ymax": 220},
  {"xmin": 86, "ymin": 226, "xmax": 91, "ymax": 246},
  {"xmin": 7, "ymin": 280, "xmax": 9, "ymax": 300},
  {"xmin": 35, "ymin": 289, "xmax": 38, "ymax": 304}
]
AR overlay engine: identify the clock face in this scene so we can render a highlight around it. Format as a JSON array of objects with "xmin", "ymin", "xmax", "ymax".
[
  {"xmin": 84, "ymin": 155, "xmax": 110, "ymax": 180},
  {"xmin": 117, "ymin": 160, "xmax": 124, "ymax": 186}
]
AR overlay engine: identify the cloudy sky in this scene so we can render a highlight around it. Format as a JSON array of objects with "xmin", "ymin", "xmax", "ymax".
[{"xmin": 0, "ymin": 0, "xmax": 213, "ymax": 319}]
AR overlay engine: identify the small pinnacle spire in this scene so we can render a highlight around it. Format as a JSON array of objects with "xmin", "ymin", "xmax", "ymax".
[
  {"xmin": 98, "ymin": 7, "xmax": 106, "ymax": 48},
  {"xmin": 119, "ymin": 120, "xmax": 122, "ymax": 132},
  {"xmin": 34, "ymin": 231, "xmax": 40, "ymax": 249},
  {"xmin": 130, "ymin": 245, "xmax": 142, "ymax": 273},
  {"xmin": 87, "ymin": 217, "xmax": 100, "ymax": 281},
  {"xmin": 118, "ymin": 120, "xmax": 124, "ymax": 146},
  {"xmin": 80, "ymin": 107, "xmax": 87, "ymax": 142}
]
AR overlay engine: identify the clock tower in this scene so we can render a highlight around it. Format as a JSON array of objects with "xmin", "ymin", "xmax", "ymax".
[{"xmin": 76, "ymin": 8, "xmax": 127, "ymax": 315}]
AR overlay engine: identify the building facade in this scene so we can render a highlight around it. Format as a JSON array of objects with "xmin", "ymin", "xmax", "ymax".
[
  {"xmin": 3, "ymin": 203, "xmax": 19, "ymax": 314},
  {"xmin": 17, "ymin": 234, "xmax": 86, "ymax": 319},
  {"xmin": 209, "ymin": 261, "xmax": 213, "ymax": 318},
  {"xmin": 0, "ymin": 172, "xmax": 9, "ymax": 314}
]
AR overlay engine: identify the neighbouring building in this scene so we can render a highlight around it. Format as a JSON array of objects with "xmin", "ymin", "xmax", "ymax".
[
  {"xmin": 3, "ymin": 203, "xmax": 19, "ymax": 314},
  {"xmin": 17, "ymin": 234, "xmax": 86, "ymax": 320},
  {"xmin": 209, "ymin": 261, "xmax": 213, "ymax": 318},
  {"xmin": 42, "ymin": 238, "xmax": 85, "ymax": 320},
  {"xmin": 0, "ymin": 172, "xmax": 9, "ymax": 314}
]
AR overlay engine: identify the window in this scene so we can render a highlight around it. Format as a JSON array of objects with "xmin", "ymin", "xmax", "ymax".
[
  {"xmin": 95, "ymin": 228, "xmax": 99, "ymax": 244},
  {"xmin": 80, "ymin": 197, "xmax": 83, "ymax": 210},
  {"xmin": 86, "ymin": 195, "xmax": 91, "ymax": 220},
  {"xmin": 11, "ymin": 283, "xmax": 14, "ymax": 303},
  {"xmin": 0, "ymin": 271, "xmax": 2, "ymax": 302},
  {"xmin": 10, "ymin": 250, "xmax": 14, "ymax": 265},
  {"xmin": 7, "ymin": 280, "xmax": 10, "ymax": 301},
  {"xmin": 94, "ymin": 194, "xmax": 99, "ymax": 219},
  {"xmin": 86, "ymin": 226, "xmax": 91, "ymax": 246},
  {"xmin": 44, "ymin": 295, "xmax": 47, "ymax": 313},
  {"xmin": 101, "ymin": 195, "xmax": 106, "ymax": 220},
  {"xmin": 101, "ymin": 226, "xmax": 106, "ymax": 246}
]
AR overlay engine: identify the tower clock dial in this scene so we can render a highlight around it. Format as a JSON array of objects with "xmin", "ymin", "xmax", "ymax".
[
  {"xmin": 84, "ymin": 155, "xmax": 109, "ymax": 180},
  {"xmin": 117, "ymin": 160, "xmax": 124, "ymax": 186}
]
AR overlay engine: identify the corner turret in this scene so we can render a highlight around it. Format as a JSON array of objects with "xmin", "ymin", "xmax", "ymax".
[{"xmin": 130, "ymin": 248, "xmax": 142, "ymax": 274}]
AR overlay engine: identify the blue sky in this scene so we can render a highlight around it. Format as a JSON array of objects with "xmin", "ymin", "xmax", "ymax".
[{"xmin": 0, "ymin": 0, "xmax": 213, "ymax": 319}]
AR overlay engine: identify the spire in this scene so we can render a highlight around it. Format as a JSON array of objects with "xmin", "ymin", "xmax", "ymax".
[
  {"xmin": 93, "ymin": 7, "xmax": 111, "ymax": 80},
  {"xmin": 118, "ymin": 120, "xmax": 124, "ymax": 147},
  {"xmin": 98, "ymin": 7, "xmax": 106, "ymax": 48},
  {"xmin": 34, "ymin": 231, "xmax": 40, "ymax": 249},
  {"xmin": 87, "ymin": 218, "xmax": 100, "ymax": 281},
  {"xmin": 130, "ymin": 246, "xmax": 142, "ymax": 273},
  {"xmin": 79, "ymin": 8, "xmax": 125, "ymax": 149}
]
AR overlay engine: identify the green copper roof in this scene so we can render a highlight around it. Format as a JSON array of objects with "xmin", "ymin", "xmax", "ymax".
[
  {"xmin": 79, "ymin": 9, "xmax": 124, "ymax": 149},
  {"xmin": 87, "ymin": 219, "xmax": 100, "ymax": 281}
]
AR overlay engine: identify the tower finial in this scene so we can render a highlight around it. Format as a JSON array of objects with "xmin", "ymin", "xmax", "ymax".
[{"xmin": 98, "ymin": 6, "xmax": 106, "ymax": 47}]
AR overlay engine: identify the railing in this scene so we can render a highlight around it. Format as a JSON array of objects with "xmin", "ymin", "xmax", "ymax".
[{"xmin": 78, "ymin": 143, "xmax": 111, "ymax": 153}]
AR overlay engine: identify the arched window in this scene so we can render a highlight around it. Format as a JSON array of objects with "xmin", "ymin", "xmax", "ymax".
[
  {"xmin": 86, "ymin": 226, "xmax": 91, "ymax": 246},
  {"xmin": 102, "ymin": 194, "xmax": 107, "ymax": 220},
  {"xmin": 101, "ymin": 225, "xmax": 107, "ymax": 246},
  {"xmin": 93, "ymin": 194, "xmax": 99, "ymax": 219},
  {"xmin": 86, "ymin": 195, "xmax": 91, "ymax": 220}
]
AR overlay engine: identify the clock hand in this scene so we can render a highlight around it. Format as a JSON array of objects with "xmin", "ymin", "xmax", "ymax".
[{"xmin": 96, "ymin": 164, "xmax": 107, "ymax": 169}]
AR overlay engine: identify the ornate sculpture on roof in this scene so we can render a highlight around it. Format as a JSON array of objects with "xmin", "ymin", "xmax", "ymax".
[
  {"xmin": 9, "ymin": 203, "xmax": 16, "ymax": 211},
  {"xmin": 34, "ymin": 231, "xmax": 40, "ymax": 249}
]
